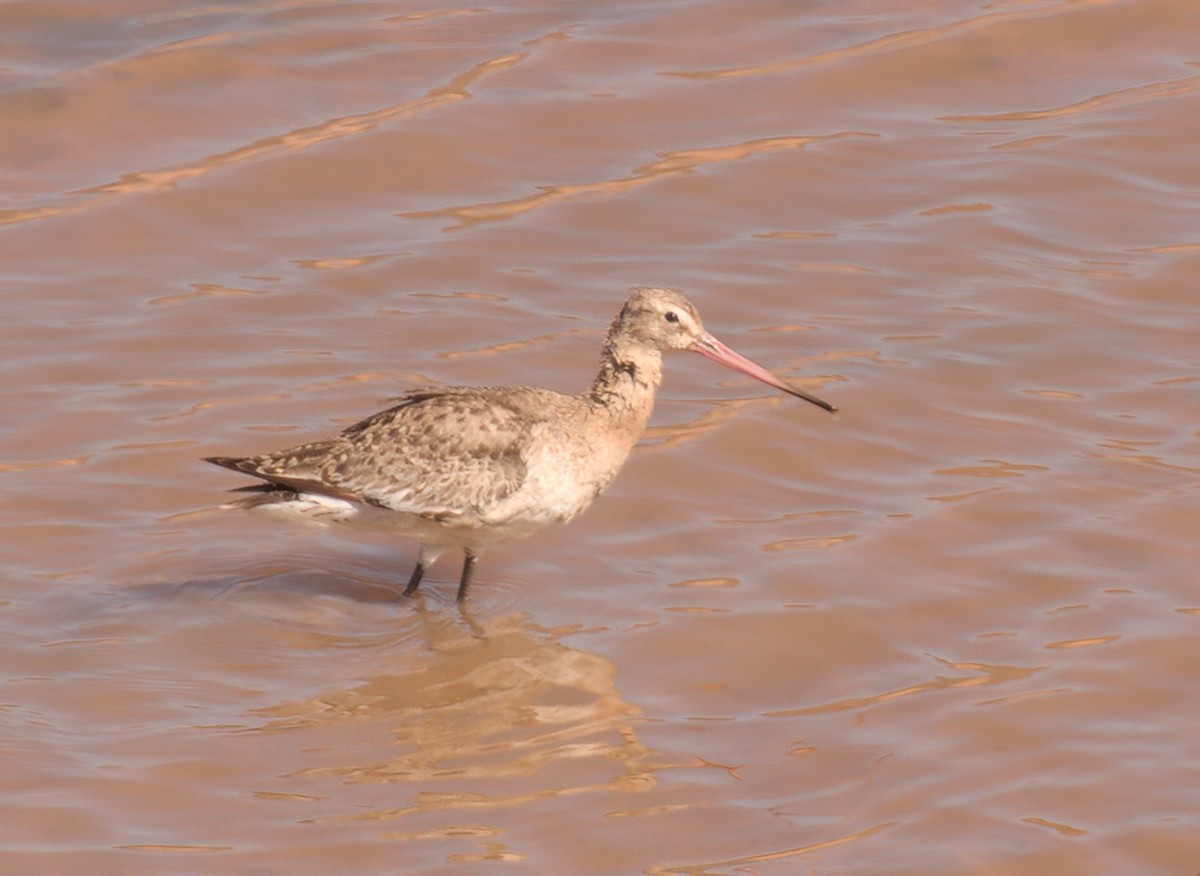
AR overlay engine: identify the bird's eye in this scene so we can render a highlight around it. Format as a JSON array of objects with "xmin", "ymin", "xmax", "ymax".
[{"xmin": 664, "ymin": 311, "xmax": 679, "ymax": 324}]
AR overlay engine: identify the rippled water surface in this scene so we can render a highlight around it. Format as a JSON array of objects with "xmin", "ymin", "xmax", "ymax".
[{"xmin": 2, "ymin": 1, "xmax": 1198, "ymax": 873}]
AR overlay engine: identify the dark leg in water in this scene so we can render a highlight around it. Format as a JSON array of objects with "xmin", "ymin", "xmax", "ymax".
[
  {"xmin": 403, "ymin": 562, "xmax": 425, "ymax": 597},
  {"xmin": 456, "ymin": 550, "xmax": 478, "ymax": 603}
]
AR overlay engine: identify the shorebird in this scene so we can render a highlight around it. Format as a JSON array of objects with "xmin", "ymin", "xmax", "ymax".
[{"xmin": 206, "ymin": 287, "xmax": 835, "ymax": 602}]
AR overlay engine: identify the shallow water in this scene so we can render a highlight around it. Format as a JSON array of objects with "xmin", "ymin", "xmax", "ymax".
[{"xmin": 2, "ymin": 1, "xmax": 1198, "ymax": 873}]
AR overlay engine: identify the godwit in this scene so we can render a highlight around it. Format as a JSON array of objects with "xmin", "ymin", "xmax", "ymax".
[{"xmin": 206, "ymin": 287, "xmax": 835, "ymax": 602}]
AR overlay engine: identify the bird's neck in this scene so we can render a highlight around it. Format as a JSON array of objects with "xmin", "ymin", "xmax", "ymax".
[{"xmin": 586, "ymin": 335, "xmax": 663, "ymax": 422}]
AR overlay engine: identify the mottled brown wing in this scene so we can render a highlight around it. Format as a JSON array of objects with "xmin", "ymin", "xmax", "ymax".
[
  {"xmin": 317, "ymin": 388, "xmax": 534, "ymax": 517},
  {"xmin": 205, "ymin": 441, "xmax": 362, "ymax": 501}
]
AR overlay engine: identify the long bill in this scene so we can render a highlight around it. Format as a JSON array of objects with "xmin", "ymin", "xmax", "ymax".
[{"xmin": 691, "ymin": 332, "xmax": 837, "ymax": 413}]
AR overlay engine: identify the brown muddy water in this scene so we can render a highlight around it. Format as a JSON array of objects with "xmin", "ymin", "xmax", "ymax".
[{"xmin": 1, "ymin": 1, "xmax": 1198, "ymax": 873}]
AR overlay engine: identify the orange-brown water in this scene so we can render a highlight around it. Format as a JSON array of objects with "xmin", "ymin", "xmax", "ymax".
[{"xmin": 2, "ymin": 1, "xmax": 1198, "ymax": 873}]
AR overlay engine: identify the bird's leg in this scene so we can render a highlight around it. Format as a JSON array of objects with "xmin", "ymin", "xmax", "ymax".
[
  {"xmin": 402, "ymin": 562, "xmax": 425, "ymax": 597},
  {"xmin": 456, "ymin": 549, "xmax": 478, "ymax": 603},
  {"xmin": 404, "ymin": 544, "xmax": 444, "ymax": 598}
]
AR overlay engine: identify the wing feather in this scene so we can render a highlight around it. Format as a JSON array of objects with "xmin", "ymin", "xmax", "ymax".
[{"xmin": 250, "ymin": 389, "xmax": 537, "ymax": 517}]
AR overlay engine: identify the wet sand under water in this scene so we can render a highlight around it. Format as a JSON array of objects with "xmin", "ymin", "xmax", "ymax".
[{"xmin": 1, "ymin": 1, "xmax": 1198, "ymax": 873}]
